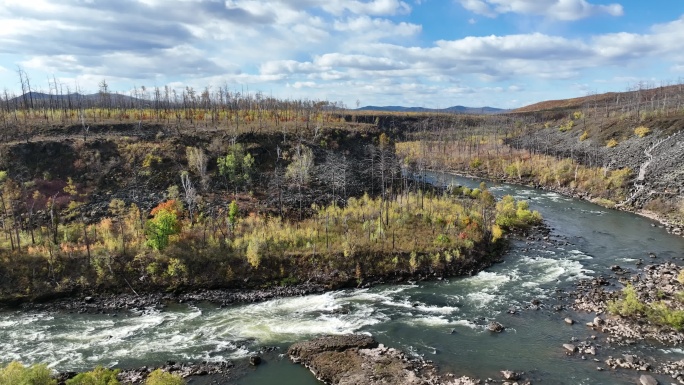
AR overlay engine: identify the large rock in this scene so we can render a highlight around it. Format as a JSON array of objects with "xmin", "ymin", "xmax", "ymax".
[
  {"xmin": 488, "ymin": 321, "xmax": 505, "ymax": 333},
  {"xmin": 288, "ymin": 335, "xmax": 478, "ymax": 385},
  {"xmin": 501, "ymin": 370, "xmax": 520, "ymax": 380},
  {"xmin": 288, "ymin": 334, "xmax": 378, "ymax": 364},
  {"xmin": 639, "ymin": 374, "xmax": 659, "ymax": 385}
]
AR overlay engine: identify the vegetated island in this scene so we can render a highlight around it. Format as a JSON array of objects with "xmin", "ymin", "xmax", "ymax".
[{"xmin": 0, "ymin": 123, "xmax": 541, "ymax": 307}]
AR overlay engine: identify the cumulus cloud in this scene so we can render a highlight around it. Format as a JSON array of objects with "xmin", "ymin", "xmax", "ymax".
[
  {"xmin": 458, "ymin": 0, "xmax": 624, "ymax": 21},
  {"xmin": 322, "ymin": 0, "xmax": 412, "ymax": 16},
  {"xmin": 0, "ymin": 0, "xmax": 680, "ymax": 108},
  {"xmin": 333, "ymin": 16, "xmax": 422, "ymax": 39}
]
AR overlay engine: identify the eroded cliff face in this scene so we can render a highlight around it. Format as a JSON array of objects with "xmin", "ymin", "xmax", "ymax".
[
  {"xmin": 507, "ymin": 122, "xmax": 684, "ymax": 229},
  {"xmin": 0, "ymin": 123, "xmax": 387, "ymax": 222}
]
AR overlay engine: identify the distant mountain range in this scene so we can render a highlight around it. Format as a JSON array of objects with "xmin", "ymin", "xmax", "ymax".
[
  {"xmin": 8, "ymin": 91, "xmax": 141, "ymax": 104},
  {"xmin": 6, "ymin": 92, "xmax": 508, "ymax": 115},
  {"xmin": 356, "ymin": 105, "xmax": 508, "ymax": 115}
]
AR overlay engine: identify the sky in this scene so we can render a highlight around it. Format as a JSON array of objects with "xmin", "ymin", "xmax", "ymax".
[{"xmin": 0, "ymin": 0, "xmax": 683, "ymax": 109}]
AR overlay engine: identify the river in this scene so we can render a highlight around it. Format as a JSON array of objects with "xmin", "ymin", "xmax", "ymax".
[{"xmin": 2, "ymin": 173, "xmax": 684, "ymax": 384}]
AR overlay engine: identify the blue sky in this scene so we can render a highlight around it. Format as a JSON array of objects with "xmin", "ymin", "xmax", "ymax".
[{"xmin": 0, "ymin": 0, "xmax": 683, "ymax": 108}]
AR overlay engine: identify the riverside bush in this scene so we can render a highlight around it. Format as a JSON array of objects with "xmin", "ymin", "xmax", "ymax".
[
  {"xmin": 66, "ymin": 366, "xmax": 120, "ymax": 385},
  {"xmin": 494, "ymin": 196, "xmax": 542, "ymax": 229},
  {"xmin": 608, "ymin": 285, "xmax": 684, "ymax": 331},
  {"xmin": 649, "ymin": 302, "xmax": 684, "ymax": 331},
  {"xmin": 145, "ymin": 369, "xmax": 185, "ymax": 385},
  {"xmin": 607, "ymin": 285, "xmax": 646, "ymax": 317},
  {"xmin": 0, "ymin": 362, "xmax": 55, "ymax": 385},
  {"xmin": 396, "ymin": 140, "xmax": 632, "ymax": 204}
]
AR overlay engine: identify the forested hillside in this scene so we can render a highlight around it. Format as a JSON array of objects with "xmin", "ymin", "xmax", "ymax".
[{"xmin": 0, "ymin": 88, "xmax": 543, "ymax": 303}]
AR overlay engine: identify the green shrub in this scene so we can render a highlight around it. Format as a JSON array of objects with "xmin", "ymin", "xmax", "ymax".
[
  {"xmin": 504, "ymin": 163, "xmax": 518, "ymax": 178},
  {"xmin": 494, "ymin": 195, "xmax": 542, "ymax": 229},
  {"xmin": 66, "ymin": 367, "xmax": 120, "ymax": 385},
  {"xmin": 634, "ymin": 126, "xmax": 651, "ymax": 138},
  {"xmin": 434, "ymin": 234, "xmax": 450, "ymax": 245},
  {"xmin": 648, "ymin": 302, "xmax": 684, "ymax": 331},
  {"xmin": 559, "ymin": 120, "xmax": 574, "ymax": 132},
  {"xmin": 469, "ymin": 158, "xmax": 482, "ymax": 169},
  {"xmin": 0, "ymin": 362, "xmax": 56, "ymax": 385},
  {"xmin": 607, "ymin": 285, "xmax": 646, "ymax": 317},
  {"xmin": 591, "ymin": 198, "xmax": 616, "ymax": 209},
  {"xmin": 145, "ymin": 369, "xmax": 185, "ymax": 385},
  {"xmin": 609, "ymin": 285, "xmax": 684, "ymax": 330},
  {"xmin": 579, "ymin": 131, "xmax": 589, "ymax": 141}
]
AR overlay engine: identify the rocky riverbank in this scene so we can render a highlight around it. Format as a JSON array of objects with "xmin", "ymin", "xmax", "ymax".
[
  {"xmin": 287, "ymin": 335, "xmax": 485, "ymax": 385},
  {"xmin": 572, "ymin": 262, "xmax": 684, "ymax": 345},
  {"xmin": 554, "ymin": 262, "xmax": 684, "ymax": 384},
  {"xmin": 56, "ymin": 360, "xmax": 236, "ymax": 385},
  {"xmin": 431, "ymin": 167, "xmax": 684, "ymax": 239},
  {"xmin": 53, "ymin": 346, "xmax": 286, "ymax": 385},
  {"xmin": 15, "ymin": 283, "xmax": 328, "ymax": 314}
]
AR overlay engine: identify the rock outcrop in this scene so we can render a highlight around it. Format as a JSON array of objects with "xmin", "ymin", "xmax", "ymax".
[{"xmin": 288, "ymin": 335, "xmax": 479, "ymax": 385}]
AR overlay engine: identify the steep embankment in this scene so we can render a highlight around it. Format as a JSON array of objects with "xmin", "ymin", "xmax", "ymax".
[{"xmin": 507, "ymin": 110, "xmax": 684, "ymax": 232}]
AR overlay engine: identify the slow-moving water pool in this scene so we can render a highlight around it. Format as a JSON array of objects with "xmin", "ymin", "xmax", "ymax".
[{"xmin": 2, "ymin": 173, "xmax": 684, "ymax": 384}]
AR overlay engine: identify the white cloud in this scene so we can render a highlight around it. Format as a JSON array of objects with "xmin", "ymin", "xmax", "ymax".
[
  {"xmin": 260, "ymin": 60, "xmax": 319, "ymax": 75},
  {"xmin": 0, "ymin": 0, "xmax": 679, "ymax": 109},
  {"xmin": 333, "ymin": 16, "xmax": 421, "ymax": 39},
  {"xmin": 289, "ymin": 81, "xmax": 320, "ymax": 89},
  {"xmin": 314, "ymin": 53, "xmax": 409, "ymax": 70},
  {"xmin": 458, "ymin": 0, "xmax": 624, "ymax": 21},
  {"xmin": 460, "ymin": 0, "xmax": 497, "ymax": 17},
  {"xmin": 322, "ymin": 0, "xmax": 412, "ymax": 16}
]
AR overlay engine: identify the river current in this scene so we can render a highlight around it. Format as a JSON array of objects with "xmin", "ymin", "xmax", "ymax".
[{"xmin": 2, "ymin": 173, "xmax": 684, "ymax": 384}]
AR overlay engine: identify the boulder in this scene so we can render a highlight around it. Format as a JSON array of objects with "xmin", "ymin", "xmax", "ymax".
[
  {"xmin": 563, "ymin": 344, "xmax": 577, "ymax": 353},
  {"xmin": 288, "ymin": 335, "xmax": 479, "ymax": 385},
  {"xmin": 488, "ymin": 321, "xmax": 505, "ymax": 333},
  {"xmin": 639, "ymin": 374, "xmax": 658, "ymax": 385},
  {"xmin": 288, "ymin": 334, "xmax": 378, "ymax": 363},
  {"xmin": 249, "ymin": 356, "xmax": 261, "ymax": 366},
  {"xmin": 500, "ymin": 370, "xmax": 520, "ymax": 381}
]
